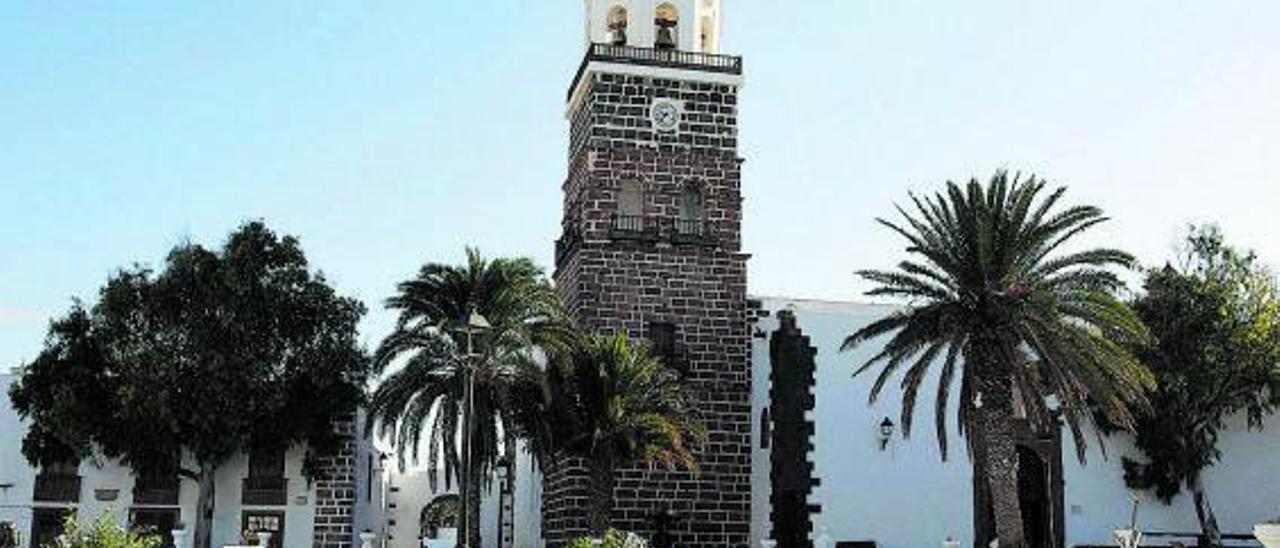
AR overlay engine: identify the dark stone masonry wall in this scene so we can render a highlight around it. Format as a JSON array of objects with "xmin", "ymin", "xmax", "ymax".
[
  {"xmin": 547, "ymin": 65, "xmax": 751, "ymax": 547},
  {"xmin": 768, "ymin": 310, "xmax": 820, "ymax": 548},
  {"xmin": 311, "ymin": 420, "xmax": 358, "ymax": 548}
]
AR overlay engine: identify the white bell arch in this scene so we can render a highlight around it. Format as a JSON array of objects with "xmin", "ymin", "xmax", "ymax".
[{"xmin": 582, "ymin": 0, "xmax": 722, "ymax": 53}]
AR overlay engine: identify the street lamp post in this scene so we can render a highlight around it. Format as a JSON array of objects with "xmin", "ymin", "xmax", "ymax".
[{"xmin": 457, "ymin": 310, "xmax": 490, "ymax": 548}]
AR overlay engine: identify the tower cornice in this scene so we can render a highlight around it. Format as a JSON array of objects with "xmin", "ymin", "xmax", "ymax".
[{"xmin": 565, "ymin": 43, "xmax": 744, "ymax": 117}]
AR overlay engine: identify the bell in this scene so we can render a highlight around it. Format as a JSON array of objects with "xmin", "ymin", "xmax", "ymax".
[
  {"xmin": 656, "ymin": 26, "xmax": 676, "ymax": 49},
  {"xmin": 610, "ymin": 28, "xmax": 628, "ymax": 46}
]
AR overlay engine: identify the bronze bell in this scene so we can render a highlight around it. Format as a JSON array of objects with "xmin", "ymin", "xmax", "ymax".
[{"xmin": 655, "ymin": 26, "xmax": 676, "ymax": 49}]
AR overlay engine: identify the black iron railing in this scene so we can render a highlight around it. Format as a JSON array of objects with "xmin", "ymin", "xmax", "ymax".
[
  {"xmin": 242, "ymin": 477, "xmax": 288, "ymax": 506},
  {"xmin": 612, "ymin": 214, "xmax": 648, "ymax": 233},
  {"xmin": 33, "ymin": 474, "xmax": 81, "ymax": 503},
  {"xmin": 568, "ymin": 43, "xmax": 744, "ymax": 101},
  {"xmin": 673, "ymin": 218, "xmax": 706, "ymax": 237}
]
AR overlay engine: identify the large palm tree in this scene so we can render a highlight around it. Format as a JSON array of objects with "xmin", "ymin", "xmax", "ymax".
[
  {"xmin": 366, "ymin": 249, "xmax": 573, "ymax": 547},
  {"xmin": 546, "ymin": 333, "xmax": 706, "ymax": 535},
  {"xmin": 843, "ymin": 173, "xmax": 1153, "ymax": 547}
]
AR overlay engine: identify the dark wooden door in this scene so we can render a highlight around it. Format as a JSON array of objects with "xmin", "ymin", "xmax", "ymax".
[{"xmin": 30, "ymin": 508, "xmax": 69, "ymax": 548}]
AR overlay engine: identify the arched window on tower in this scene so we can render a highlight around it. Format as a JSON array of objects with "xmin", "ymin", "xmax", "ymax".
[
  {"xmin": 655, "ymin": 3, "xmax": 679, "ymax": 50},
  {"xmin": 616, "ymin": 180, "xmax": 646, "ymax": 232},
  {"xmin": 677, "ymin": 183, "xmax": 704, "ymax": 236},
  {"xmin": 607, "ymin": 5, "xmax": 629, "ymax": 46}
]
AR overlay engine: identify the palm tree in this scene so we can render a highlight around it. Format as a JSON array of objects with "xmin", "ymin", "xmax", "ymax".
[
  {"xmin": 546, "ymin": 333, "xmax": 706, "ymax": 534},
  {"xmin": 842, "ymin": 172, "xmax": 1153, "ymax": 547},
  {"xmin": 366, "ymin": 249, "xmax": 573, "ymax": 548}
]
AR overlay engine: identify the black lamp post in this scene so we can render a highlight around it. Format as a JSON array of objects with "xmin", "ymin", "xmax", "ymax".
[
  {"xmin": 456, "ymin": 309, "xmax": 490, "ymax": 548},
  {"xmin": 878, "ymin": 417, "xmax": 896, "ymax": 451}
]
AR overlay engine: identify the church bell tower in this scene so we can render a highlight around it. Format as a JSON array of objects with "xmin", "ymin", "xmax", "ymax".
[{"xmin": 548, "ymin": 1, "xmax": 751, "ymax": 546}]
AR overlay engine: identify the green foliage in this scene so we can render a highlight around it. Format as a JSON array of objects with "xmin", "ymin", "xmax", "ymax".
[
  {"xmin": 364, "ymin": 248, "xmax": 574, "ymax": 545},
  {"xmin": 9, "ymin": 221, "xmax": 369, "ymax": 475},
  {"xmin": 568, "ymin": 530, "xmax": 649, "ymax": 548},
  {"xmin": 1124, "ymin": 226, "xmax": 1280, "ymax": 501},
  {"xmin": 546, "ymin": 333, "xmax": 706, "ymax": 471},
  {"xmin": 0, "ymin": 521, "xmax": 20, "ymax": 548},
  {"xmin": 52, "ymin": 512, "xmax": 162, "ymax": 548},
  {"xmin": 843, "ymin": 171, "xmax": 1152, "ymax": 461},
  {"xmin": 366, "ymin": 247, "xmax": 573, "ymax": 487},
  {"xmin": 7, "ymin": 222, "xmax": 370, "ymax": 548}
]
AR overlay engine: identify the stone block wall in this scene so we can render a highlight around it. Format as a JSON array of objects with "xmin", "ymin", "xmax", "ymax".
[
  {"xmin": 547, "ymin": 63, "xmax": 752, "ymax": 547},
  {"xmin": 311, "ymin": 420, "xmax": 358, "ymax": 548}
]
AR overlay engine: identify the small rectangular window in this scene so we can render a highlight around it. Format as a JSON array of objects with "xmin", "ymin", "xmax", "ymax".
[
  {"xmin": 242, "ymin": 511, "xmax": 285, "ymax": 548},
  {"xmin": 647, "ymin": 322, "xmax": 682, "ymax": 372},
  {"xmin": 248, "ymin": 449, "xmax": 285, "ymax": 478}
]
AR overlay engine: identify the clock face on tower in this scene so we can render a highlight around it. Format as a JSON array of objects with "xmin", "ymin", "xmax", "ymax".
[{"xmin": 650, "ymin": 99, "xmax": 682, "ymax": 132}]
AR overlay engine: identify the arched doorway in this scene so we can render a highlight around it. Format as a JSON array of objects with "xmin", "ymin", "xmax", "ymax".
[
  {"xmin": 973, "ymin": 420, "xmax": 1064, "ymax": 548},
  {"xmin": 1017, "ymin": 445, "xmax": 1051, "ymax": 547},
  {"xmin": 420, "ymin": 494, "xmax": 460, "ymax": 540}
]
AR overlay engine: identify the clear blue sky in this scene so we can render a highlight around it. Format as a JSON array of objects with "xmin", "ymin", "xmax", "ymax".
[{"xmin": 3, "ymin": 1, "xmax": 1279, "ymax": 367}]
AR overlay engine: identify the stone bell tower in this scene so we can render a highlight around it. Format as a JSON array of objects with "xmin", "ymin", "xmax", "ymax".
[{"xmin": 548, "ymin": 1, "xmax": 750, "ymax": 546}]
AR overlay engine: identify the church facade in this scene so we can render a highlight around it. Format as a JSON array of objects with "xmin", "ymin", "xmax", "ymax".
[{"xmin": 536, "ymin": 3, "xmax": 1280, "ymax": 548}]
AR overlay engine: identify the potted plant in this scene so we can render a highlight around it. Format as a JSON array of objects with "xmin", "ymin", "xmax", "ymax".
[
  {"xmin": 1256, "ymin": 512, "xmax": 1280, "ymax": 548},
  {"xmin": 0, "ymin": 522, "xmax": 21, "ymax": 548},
  {"xmin": 359, "ymin": 529, "xmax": 378, "ymax": 548},
  {"xmin": 1114, "ymin": 493, "xmax": 1142, "ymax": 548}
]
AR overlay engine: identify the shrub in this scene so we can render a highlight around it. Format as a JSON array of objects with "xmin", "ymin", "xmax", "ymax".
[
  {"xmin": 567, "ymin": 530, "xmax": 648, "ymax": 548},
  {"xmin": 53, "ymin": 513, "xmax": 162, "ymax": 548},
  {"xmin": 0, "ymin": 522, "xmax": 21, "ymax": 548}
]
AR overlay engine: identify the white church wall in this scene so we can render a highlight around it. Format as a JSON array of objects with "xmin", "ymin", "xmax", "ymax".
[
  {"xmin": 752, "ymin": 297, "xmax": 1280, "ymax": 547},
  {"xmin": 753, "ymin": 298, "xmax": 974, "ymax": 548},
  {"xmin": 1064, "ymin": 411, "xmax": 1280, "ymax": 545}
]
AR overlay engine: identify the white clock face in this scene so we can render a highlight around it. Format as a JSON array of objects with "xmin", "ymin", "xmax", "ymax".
[{"xmin": 651, "ymin": 99, "xmax": 681, "ymax": 132}]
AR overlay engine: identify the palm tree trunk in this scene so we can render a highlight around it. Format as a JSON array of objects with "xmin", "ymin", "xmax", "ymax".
[
  {"xmin": 588, "ymin": 454, "xmax": 616, "ymax": 535},
  {"xmin": 1190, "ymin": 475, "xmax": 1223, "ymax": 547},
  {"xmin": 972, "ymin": 339, "xmax": 1027, "ymax": 548},
  {"xmin": 980, "ymin": 407, "xmax": 1027, "ymax": 548},
  {"xmin": 465, "ymin": 461, "xmax": 482, "ymax": 548}
]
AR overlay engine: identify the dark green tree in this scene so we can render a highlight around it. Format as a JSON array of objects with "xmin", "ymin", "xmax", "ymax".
[
  {"xmin": 545, "ymin": 333, "xmax": 706, "ymax": 534},
  {"xmin": 365, "ymin": 249, "xmax": 573, "ymax": 548},
  {"xmin": 843, "ymin": 172, "xmax": 1153, "ymax": 547},
  {"xmin": 8, "ymin": 222, "xmax": 369, "ymax": 548},
  {"xmin": 1124, "ymin": 226, "xmax": 1280, "ymax": 546}
]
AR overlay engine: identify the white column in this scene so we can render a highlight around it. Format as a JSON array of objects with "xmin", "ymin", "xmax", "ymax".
[
  {"xmin": 256, "ymin": 531, "xmax": 272, "ymax": 547},
  {"xmin": 359, "ymin": 531, "xmax": 378, "ymax": 548}
]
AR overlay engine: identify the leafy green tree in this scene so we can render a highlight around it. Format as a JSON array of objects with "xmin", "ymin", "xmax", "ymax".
[
  {"xmin": 545, "ymin": 334, "xmax": 706, "ymax": 534},
  {"xmin": 365, "ymin": 249, "xmax": 573, "ymax": 547},
  {"xmin": 1124, "ymin": 226, "xmax": 1280, "ymax": 545},
  {"xmin": 843, "ymin": 173, "xmax": 1153, "ymax": 547},
  {"xmin": 8, "ymin": 222, "xmax": 369, "ymax": 548}
]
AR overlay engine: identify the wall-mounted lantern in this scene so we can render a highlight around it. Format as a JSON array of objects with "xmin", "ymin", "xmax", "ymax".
[{"xmin": 878, "ymin": 417, "xmax": 896, "ymax": 451}]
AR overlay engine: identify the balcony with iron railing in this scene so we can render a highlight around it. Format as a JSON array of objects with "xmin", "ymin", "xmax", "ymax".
[
  {"xmin": 610, "ymin": 214, "xmax": 658, "ymax": 240},
  {"xmin": 241, "ymin": 476, "xmax": 288, "ymax": 506},
  {"xmin": 33, "ymin": 474, "xmax": 81, "ymax": 503},
  {"xmin": 673, "ymin": 218, "xmax": 708, "ymax": 239},
  {"xmin": 568, "ymin": 43, "xmax": 744, "ymax": 101}
]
